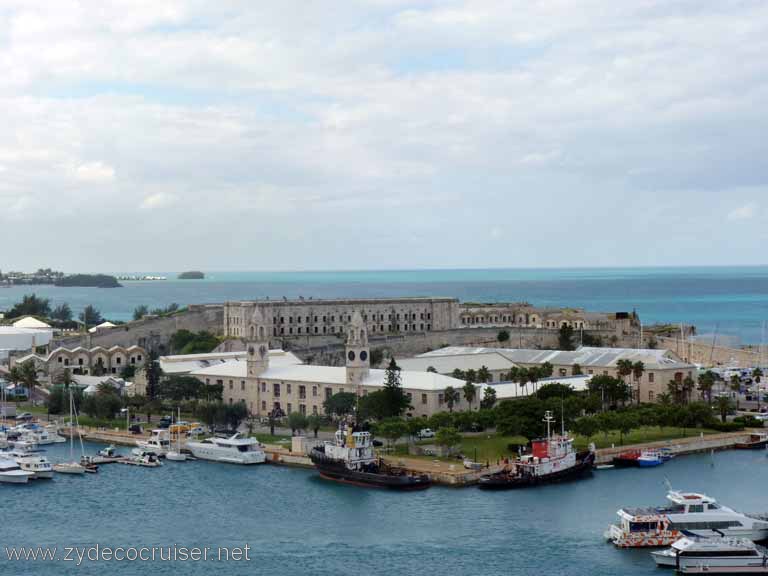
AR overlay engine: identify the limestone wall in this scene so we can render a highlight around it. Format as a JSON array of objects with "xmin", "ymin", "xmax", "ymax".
[{"xmin": 656, "ymin": 336, "xmax": 763, "ymax": 367}]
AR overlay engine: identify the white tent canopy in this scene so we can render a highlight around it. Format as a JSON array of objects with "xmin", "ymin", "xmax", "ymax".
[{"xmin": 89, "ymin": 321, "xmax": 116, "ymax": 333}]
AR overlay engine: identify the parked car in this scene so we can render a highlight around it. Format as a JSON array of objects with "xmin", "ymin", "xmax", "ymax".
[
  {"xmin": 417, "ymin": 428, "xmax": 435, "ymax": 439},
  {"xmin": 15, "ymin": 412, "xmax": 33, "ymax": 421},
  {"xmin": 187, "ymin": 425, "xmax": 206, "ymax": 436},
  {"xmin": 129, "ymin": 424, "xmax": 144, "ymax": 434},
  {"xmin": 158, "ymin": 416, "xmax": 172, "ymax": 429}
]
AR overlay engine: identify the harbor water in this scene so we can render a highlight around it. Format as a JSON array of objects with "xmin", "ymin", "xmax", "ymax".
[{"xmin": 2, "ymin": 441, "xmax": 768, "ymax": 575}]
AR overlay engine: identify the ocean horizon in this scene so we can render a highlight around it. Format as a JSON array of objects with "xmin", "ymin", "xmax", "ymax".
[{"xmin": 3, "ymin": 266, "xmax": 768, "ymax": 344}]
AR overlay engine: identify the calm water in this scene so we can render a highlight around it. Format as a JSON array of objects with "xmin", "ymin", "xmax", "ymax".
[
  {"xmin": 2, "ymin": 267, "xmax": 768, "ymax": 342},
  {"xmin": 1, "ymin": 441, "xmax": 767, "ymax": 575}
]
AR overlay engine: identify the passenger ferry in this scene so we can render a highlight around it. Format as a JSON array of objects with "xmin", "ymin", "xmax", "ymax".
[
  {"xmin": 607, "ymin": 491, "xmax": 768, "ymax": 547},
  {"xmin": 651, "ymin": 536, "xmax": 768, "ymax": 570},
  {"xmin": 186, "ymin": 434, "xmax": 266, "ymax": 465}
]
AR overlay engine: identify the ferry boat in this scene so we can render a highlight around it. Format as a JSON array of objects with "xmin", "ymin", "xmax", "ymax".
[
  {"xmin": 606, "ymin": 490, "xmax": 768, "ymax": 547},
  {"xmin": 478, "ymin": 411, "xmax": 595, "ymax": 490},
  {"xmin": 186, "ymin": 434, "xmax": 266, "ymax": 465},
  {"xmin": 136, "ymin": 429, "xmax": 171, "ymax": 456},
  {"xmin": 651, "ymin": 535, "xmax": 768, "ymax": 570},
  {"xmin": 310, "ymin": 426, "xmax": 431, "ymax": 489}
]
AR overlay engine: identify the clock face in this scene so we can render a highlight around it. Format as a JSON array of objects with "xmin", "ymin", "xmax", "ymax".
[
  {"xmin": 348, "ymin": 350, "xmax": 356, "ymax": 362},
  {"xmin": 360, "ymin": 350, "xmax": 368, "ymax": 362}
]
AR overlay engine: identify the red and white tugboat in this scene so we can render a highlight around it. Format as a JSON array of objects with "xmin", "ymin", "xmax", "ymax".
[
  {"xmin": 310, "ymin": 425, "xmax": 431, "ymax": 490},
  {"xmin": 478, "ymin": 411, "xmax": 595, "ymax": 490}
]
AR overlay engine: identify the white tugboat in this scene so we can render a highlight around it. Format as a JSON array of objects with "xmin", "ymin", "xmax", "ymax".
[
  {"xmin": 607, "ymin": 490, "xmax": 768, "ymax": 547},
  {"xmin": 186, "ymin": 434, "xmax": 266, "ymax": 465}
]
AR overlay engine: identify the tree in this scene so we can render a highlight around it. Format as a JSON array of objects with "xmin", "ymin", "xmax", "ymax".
[
  {"xmin": 443, "ymin": 386, "xmax": 460, "ymax": 412},
  {"xmin": 51, "ymin": 303, "xmax": 73, "ymax": 322},
  {"xmin": 144, "ymin": 352, "xmax": 162, "ymax": 400},
  {"xmin": 287, "ymin": 412, "xmax": 309, "ymax": 436},
  {"xmin": 477, "ymin": 365, "xmax": 492, "ymax": 384},
  {"xmin": 572, "ymin": 416, "xmax": 598, "ymax": 441},
  {"xmin": 462, "ymin": 380, "xmax": 477, "ymax": 411},
  {"xmin": 667, "ymin": 379, "xmax": 683, "ymax": 405},
  {"xmin": 682, "ymin": 376, "xmax": 695, "ymax": 404},
  {"xmin": 133, "ymin": 305, "xmax": 149, "ymax": 321},
  {"xmin": 157, "ymin": 375, "xmax": 203, "ymax": 402},
  {"xmin": 223, "ymin": 402, "xmax": 248, "ymax": 430},
  {"xmin": 17, "ymin": 361, "xmax": 39, "ymax": 404},
  {"xmin": 143, "ymin": 398, "xmax": 162, "ymax": 423},
  {"xmin": 616, "ymin": 359, "xmax": 633, "ymax": 389},
  {"xmin": 307, "ymin": 414, "xmax": 323, "ymax": 438},
  {"xmin": 558, "ymin": 324, "xmax": 575, "ymax": 351},
  {"xmin": 375, "ymin": 418, "xmax": 407, "ymax": 448},
  {"xmin": 435, "ymin": 427, "xmax": 462, "ymax": 453},
  {"xmin": 480, "ymin": 386, "xmax": 497, "ymax": 410},
  {"xmin": 451, "ymin": 368, "xmax": 465, "ymax": 381},
  {"xmin": 323, "ymin": 391, "xmax": 357, "ymax": 418},
  {"xmin": 79, "ymin": 305, "xmax": 103, "ymax": 327},
  {"xmin": 539, "ymin": 362, "xmax": 554, "ymax": 378},
  {"xmin": 715, "ymin": 396, "xmax": 733, "ymax": 423},
  {"xmin": 497, "ymin": 329, "xmax": 510, "ymax": 344},
  {"xmin": 7, "ymin": 294, "xmax": 51, "ymax": 318},
  {"xmin": 730, "ymin": 375, "xmax": 742, "ymax": 411},
  {"xmin": 697, "ymin": 371, "xmax": 716, "ymax": 405},
  {"xmin": 169, "ymin": 329, "xmax": 219, "ymax": 354},
  {"xmin": 380, "ymin": 358, "xmax": 410, "ymax": 418},
  {"xmin": 631, "ymin": 361, "xmax": 645, "ymax": 405}
]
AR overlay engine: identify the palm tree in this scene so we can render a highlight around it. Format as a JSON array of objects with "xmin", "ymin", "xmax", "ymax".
[
  {"xmin": 444, "ymin": 386, "xmax": 460, "ymax": 412},
  {"xmin": 462, "ymin": 380, "xmax": 477, "ymax": 411},
  {"xmin": 697, "ymin": 371, "xmax": 715, "ymax": 405},
  {"xmin": 682, "ymin": 376, "xmax": 695, "ymax": 405},
  {"xmin": 715, "ymin": 395, "xmax": 732, "ymax": 423},
  {"xmin": 17, "ymin": 362, "xmax": 39, "ymax": 406},
  {"xmin": 730, "ymin": 374, "xmax": 742, "ymax": 411},
  {"xmin": 616, "ymin": 359, "xmax": 633, "ymax": 388},
  {"xmin": 631, "ymin": 361, "xmax": 645, "ymax": 405},
  {"xmin": 667, "ymin": 379, "xmax": 682, "ymax": 404},
  {"xmin": 517, "ymin": 368, "xmax": 529, "ymax": 397},
  {"xmin": 657, "ymin": 392, "xmax": 673, "ymax": 406},
  {"xmin": 477, "ymin": 365, "xmax": 492, "ymax": 384}
]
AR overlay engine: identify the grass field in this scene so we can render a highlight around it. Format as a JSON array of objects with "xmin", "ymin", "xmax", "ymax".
[{"xmin": 574, "ymin": 426, "xmax": 720, "ymax": 450}]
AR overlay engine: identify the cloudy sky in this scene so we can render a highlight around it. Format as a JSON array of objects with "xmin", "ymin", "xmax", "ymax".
[{"xmin": 1, "ymin": 0, "xmax": 767, "ymax": 272}]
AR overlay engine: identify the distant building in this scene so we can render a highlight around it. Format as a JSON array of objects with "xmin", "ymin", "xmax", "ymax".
[
  {"xmin": 401, "ymin": 346, "xmax": 697, "ymax": 403},
  {"xmin": 193, "ymin": 309, "xmax": 468, "ymax": 418},
  {"xmin": 13, "ymin": 345, "xmax": 148, "ymax": 378}
]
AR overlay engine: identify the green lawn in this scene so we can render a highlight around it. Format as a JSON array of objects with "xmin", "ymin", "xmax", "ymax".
[
  {"xmin": 252, "ymin": 434, "xmax": 291, "ymax": 444},
  {"xmin": 574, "ymin": 426, "xmax": 721, "ymax": 450}
]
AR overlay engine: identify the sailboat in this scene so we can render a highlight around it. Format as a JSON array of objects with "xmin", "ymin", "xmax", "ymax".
[
  {"xmin": 52, "ymin": 385, "xmax": 86, "ymax": 475},
  {"xmin": 165, "ymin": 407, "xmax": 187, "ymax": 462}
]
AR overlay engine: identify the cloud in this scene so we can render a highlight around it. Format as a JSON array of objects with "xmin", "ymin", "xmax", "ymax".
[
  {"xmin": 74, "ymin": 161, "xmax": 115, "ymax": 183},
  {"xmin": 727, "ymin": 202, "xmax": 759, "ymax": 221},
  {"xmin": 140, "ymin": 192, "xmax": 178, "ymax": 210}
]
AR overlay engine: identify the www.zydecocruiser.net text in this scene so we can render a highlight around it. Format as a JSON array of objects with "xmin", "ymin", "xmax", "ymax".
[{"xmin": 4, "ymin": 544, "xmax": 251, "ymax": 566}]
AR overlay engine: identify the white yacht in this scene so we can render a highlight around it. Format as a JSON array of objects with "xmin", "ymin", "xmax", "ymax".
[
  {"xmin": 5, "ymin": 446, "xmax": 54, "ymax": 479},
  {"xmin": 651, "ymin": 536, "xmax": 768, "ymax": 570},
  {"xmin": 186, "ymin": 434, "xmax": 266, "ymax": 465},
  {"xmin": 14, "ymin": 424, "xmax": 66, "ymax": 445},
  {"xmin": 607, "ymin": 491, "xmax": 768, "ymax": 547},
  {"xmin": 0, "ymin": 458, "xmax": 35, "ymax": 484},
  {"xmin": 136, "ymin": 429, "xmax": 171, "ymax": 456}
]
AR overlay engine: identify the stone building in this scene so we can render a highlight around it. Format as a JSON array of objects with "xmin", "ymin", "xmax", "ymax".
[
  {"xmin": 190, "ymin": 309, "xmax": 469, "ymax": 418},
  {"xmin": 223, "ymin": 297, "xmax": 459, "ymax": 339},
  {"xmin": 402, "ymin": 346, "xmax": 697, "ymax": 404},
  {"xmin": 13, "ymin": 345, "xmax": 148, "ymax": 378}
]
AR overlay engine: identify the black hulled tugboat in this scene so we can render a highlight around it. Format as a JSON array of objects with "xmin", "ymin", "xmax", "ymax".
[
  {"xmin": 478, "ymin": 411, "xmax": 595, "ymax": 490},
  {"xmin": 310, "ymin": 426, "xmax": 431, "ymax": 490}
]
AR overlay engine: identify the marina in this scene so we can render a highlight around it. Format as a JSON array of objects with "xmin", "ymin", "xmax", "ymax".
[{"xmin": 3, "ymin": 440, "xmax": 768, "ymax": 575}]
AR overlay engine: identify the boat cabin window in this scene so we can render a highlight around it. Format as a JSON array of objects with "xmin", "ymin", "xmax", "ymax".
[
  {"xmin": 707, "ymin": 503, "xmax": 720, "ymax": 510},
  {"xmin": 237, "ymin": 445, "xmax": 250, "ymax": 452},
  {"xmin": 629, "ymin": 522, "xmax": 657, "ymax": 532},
  {"xmin": 688, "ymin": 504, "xmax": 704, "ymax": 513}
]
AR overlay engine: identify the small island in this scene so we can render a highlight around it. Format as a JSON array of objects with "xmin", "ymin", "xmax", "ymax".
[
  {"xmin": 178, "ymin": 271, "xmax": 205, "ymax": 280},
  {"xmin": 55, "ymin": 274, "xmax": 122, "ymax": 288}
]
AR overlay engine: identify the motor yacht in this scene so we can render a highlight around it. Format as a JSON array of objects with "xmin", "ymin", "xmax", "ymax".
[
  {"xmin": 651, "ymin": 535, "xmax": 768, "ymax": 570},
  {"xmin": 0, "ymin": 457, "xmax": 36, "ymax": 484},
  {"xmin": 136, "ymin": 429, "xmax": 171, "ymax": 456},
  {"xmin": 186, "ymin": 434, "xmax": 266, "ymax": 465},
  {"xmin": 5, "ymin": 445, "xmax": 54, "ymax": 479},
  {"xmin": 607, "ymin": 491, "xmax": 768, "ymax": 547}
]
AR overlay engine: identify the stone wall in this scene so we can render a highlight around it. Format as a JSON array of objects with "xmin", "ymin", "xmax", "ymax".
[
  {"xmin": 53, "ymin": 304, "xmax": 224, "ymax": 353},
  {"xmin": 656, "ymin": 336, "xmax": 763, "ymax": 367}
]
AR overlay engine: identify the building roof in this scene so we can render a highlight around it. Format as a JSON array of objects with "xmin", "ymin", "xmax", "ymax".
[
  {"xmin": 11, "ymin": 316, "xmax": 51, "ymax": 329},
  {"xmin": 189, "ymin": 358, "xmax": 465, "ymax": 391},
  {"xmin": 160, "ymin": 349, "xmax": 302, "ymax": 375},
  {"xmin": 396, "ymin": 352, "xmax": 516, "ymax": 374},
  {"xmin": 417, "ymin": 346, "xmax": 693, "ymax": 371},
  {"xmin": 481, "ymin": 375, "xmax": 592, "ymax": 400},
  {"xmin": 88, "ymin": 321, "xmax": 116, "ymax": 333}
]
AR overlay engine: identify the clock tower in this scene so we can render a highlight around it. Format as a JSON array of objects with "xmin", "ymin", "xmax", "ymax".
[
  {"xmin": 246, "ymin": 306, "xmax": 270, "ymax": 378},
  {"xmin": 345, "ymin": 310, "xmax": 370, "ymax": 389}
]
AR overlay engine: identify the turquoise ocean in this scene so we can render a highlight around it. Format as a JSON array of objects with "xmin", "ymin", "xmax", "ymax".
[{"xmin": 2, "ymin": 266, "xmax": 768, "ymax": 343}]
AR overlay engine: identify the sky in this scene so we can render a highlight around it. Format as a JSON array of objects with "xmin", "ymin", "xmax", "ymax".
[{"xmin": 1, "ymin": 0, "xmax": 767, "ymax": 272}]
